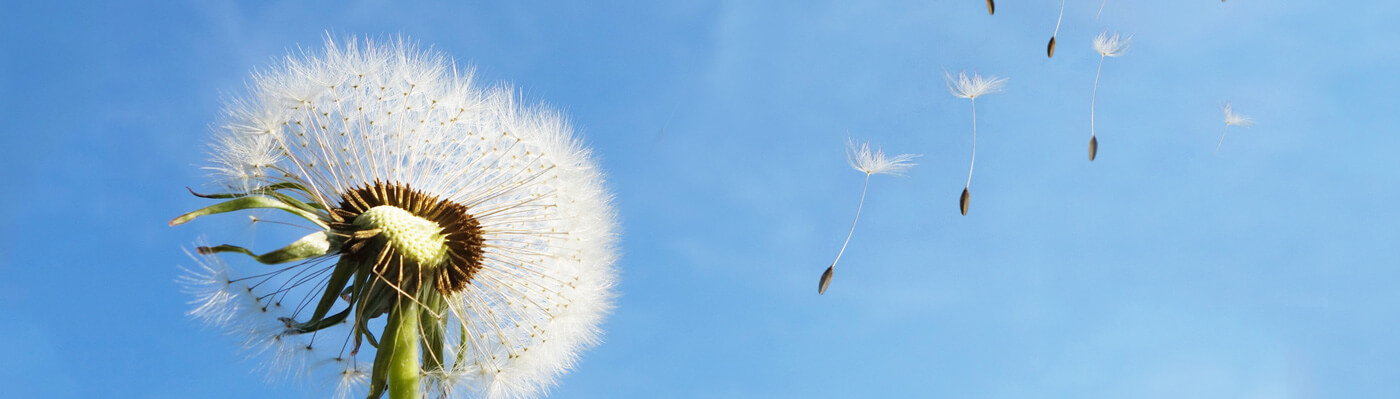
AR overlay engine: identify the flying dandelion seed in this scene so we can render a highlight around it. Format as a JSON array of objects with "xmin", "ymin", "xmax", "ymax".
[
  {"xmin": 172, "ymin": 37, "xmax": 618, "ymax": 399},
  {"xmin": 819, "ymin": 139, "xmax": 918, "ymax": 295},
  {"xmin": 945, "ymin": 71, "xmax": 1006, "ymax": 216},
  {"xmin": 1048, "ymin": 0, "xmax": 1065, "ymax": 58},
  {"xmin": 1088, "ymin": 32, "xmax": 1130, "ymax": 162},
  {"xmin": 1217, "ymin": 102, "xmax": 1254, "ymax": 152}
]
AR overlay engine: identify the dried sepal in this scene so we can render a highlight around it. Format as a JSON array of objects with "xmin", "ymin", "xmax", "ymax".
[{"xmin": 170, "ymin": 195, "xmax": 328, "ymax": 229}]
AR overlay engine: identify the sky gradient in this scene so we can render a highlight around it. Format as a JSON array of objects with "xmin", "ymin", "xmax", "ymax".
[{"xmin": 3, "ymin": 1, "xmax": 1398, "ymax": 398}]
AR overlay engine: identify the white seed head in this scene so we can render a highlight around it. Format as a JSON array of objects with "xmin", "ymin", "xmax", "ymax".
[
  {"xmin": 945, "ymin": 70, "xmax": 1007, "ymax": 99},
  {"xmin": 1093, "ymin": 32, "xmax": 1131, "ymax": 57},
  {"xmin": 1224, "ymin": 103, "xmax": 1254, "ymax": 127},
  {"xmin": 846, "ymin": 139, "xmax": 918, "ymax": 176},
  {"xmin": 183, "ymin": 36, "xmax": 618, "ymax": 399}
]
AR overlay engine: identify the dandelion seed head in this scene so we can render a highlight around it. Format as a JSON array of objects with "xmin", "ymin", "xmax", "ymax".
[
  {"xmin": 846, "ymin": 139, "xmax": 919, "ymax": 176},
  {"xmin": 1224, "ymin": 103, "xmax": 1254, "ymax": 127},
  {"xmin": 183, "ymin": 36, "xmax": 618, "ymax": 398},
  {"xmin": 1093, "ymin": 32, "xmax": 1131, "ymax": 57},
  {"xmin": 945, "ymin": 71, "xmax": 1007, "ymax": 99}
]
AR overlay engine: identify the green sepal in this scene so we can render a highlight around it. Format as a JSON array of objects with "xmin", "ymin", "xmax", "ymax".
[
  {"xmin": 454, "ymin": 324, "xmax": 470, "ymax": 371},
  {"xmin": 169, "ymin": 195, "xmax": 328, "ymax": 229},
  {"xmin": 186, "ymin": 183, "xmax": 326, "ymax": 211},
  {"xmin": 366, "ymin": 298, "xmax": 402, "ymax": 399},
  {"xmin": 198, "ymin": 231, "xmax": 333, "ymax": 264},
  {"xmin": 267, "ymin": 190, "xmax": 327, "ymax": 212},
  {"xmin": 351, "ymin": 261, "xmax": 379, "ymax": 352},
  {"xmin": 281, "ymin": 307, "xmax": 352, "ymax": 334},
  {"xmin": 305, "ymin": 257, "xmax": 358, "ymax": 325},
  {"xmin": 355, "ymin": 274, "xmax": 393, "ymax": 349},
  {"xmin": 186, "ymin": 182, "xmax": 311, "ymax": 199},
  {"xmin": 419, "ymin": 289, "xmax": 448, "ymax": 373}
]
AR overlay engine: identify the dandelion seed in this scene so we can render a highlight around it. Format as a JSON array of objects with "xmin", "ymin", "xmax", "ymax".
[
  {"xmin": 173, "ymin": 36, "xmax": 618, "ymax": 399},
  {"xmin": 1089, "ymin": 32, "xmax": 1130, "ymax": 162},
  {"xmin": 819, "ymin": 139, "xmax": 917, "ymax": 295},
  {"xmin": 945, "ymin": 71, "xmax": 1005, "ymax": 215},
  {"xmin": 1217, "ymin": 103, "xmax": 1254, "ymax": 152}
]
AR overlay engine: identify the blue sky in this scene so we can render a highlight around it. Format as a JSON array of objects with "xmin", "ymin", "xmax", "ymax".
[{"xmin": 3, "ymin": 1, "xmax": 1399, "ymax": 398}]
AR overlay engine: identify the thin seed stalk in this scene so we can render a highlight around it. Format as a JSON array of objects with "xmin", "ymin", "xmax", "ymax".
[
  {"xmin": 832, "ymin": 173, "xmax": 871, "ymax": 267},
  {"xmin": 1091, "ymin": 55, "xmax": 1105, "ymax": 140},
  {"xmin": 389, "ymin": 297, "xmax": 422, "ymax": 399},
  {"xmin": 1216, "ymin": 125, "xmax": 1230, "ymax": 152},
  {"xmin": 967, "ymin": 98, "xmax": 977, "ymax": 188},
  {"xmin": 820, "ymin": 173, "xmax": 872, "ymax": 294}
]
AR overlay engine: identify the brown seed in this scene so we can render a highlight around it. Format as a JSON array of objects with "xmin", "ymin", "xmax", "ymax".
[
  {"xmin": 1088, "ymin": 136, "xmax": 1098, "ymax": 161},
  {"xmin": 959, "ymin": 188, "xmax": 971, "ymax": 215},
  {"xmin": 818, "ymin": 265, "xmax": 835, "ymax": 295},
  {"xmin": 1047, "ymin": 36, "xmax": 1057, "ymax": 58},
  {"xmin": 986, "ymin": 0, "xmax": 995, "ymax": 15}
]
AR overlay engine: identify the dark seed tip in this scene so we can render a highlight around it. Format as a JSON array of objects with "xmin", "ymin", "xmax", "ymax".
[
  {"xmin": 959, "ymin": 188, "xmax": 971, "ymax": 216},
  {"xmin": 1088, "ymin": 136, "xmax": 1099, "ymax": 161},
  {"xmin": 1047, "ymin": 36, "xmax": 1058, "ymax": 58},
  {"xmin": 818, "ymin": 266, "xmax": 835, "ymax": 295},
  {"xmin": 987, "ymin": 0, "xmax": 995, "ymax": 15}
]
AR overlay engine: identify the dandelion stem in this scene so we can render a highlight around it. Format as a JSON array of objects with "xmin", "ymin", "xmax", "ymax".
[
  {"xmin": 1215, "ymin": 125, "xmax": 1230, "ymax": 153},
  {"xmin": 1091, "ymin": 55, "xmax": 1105, "ymax": 140},
  {"xmin": 1097, "ymin": 0, "xmax": 1107, "ymax": 18},
  {"xmin": 967, "ymin": 98, "xmax": 977, "ymax": 188},
  {"xmin": 388, "ymin": 297, "xmax": 422, "ymax": 399},
  {"xmin": 830, "ymin": 173, "xmax": 871, "ymax": 268}
]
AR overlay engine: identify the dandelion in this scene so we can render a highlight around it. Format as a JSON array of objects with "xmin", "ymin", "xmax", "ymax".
[
  {"xmin": 945, "ymin": 71, "xmax": 1006, "ymax": 216},
  {"xmin": 171, "ymin": 37, "xmax": 618, "ymax": 399},
  {"xmin": 1217, "ymin": 103, "xmax": 1254, "ymax": 152},
  {"xmin": 818, "ymin": 139, "xmax": 918, "ymax": 295},
  {"xmin": 1088, "ymin": 32, "xmax": 1131, "ymax": 161}
]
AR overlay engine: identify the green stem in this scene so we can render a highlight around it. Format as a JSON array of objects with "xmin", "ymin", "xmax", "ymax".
[{"xmin": 389, "ymin": 298, "xmax": 421, "ymax": 399}]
